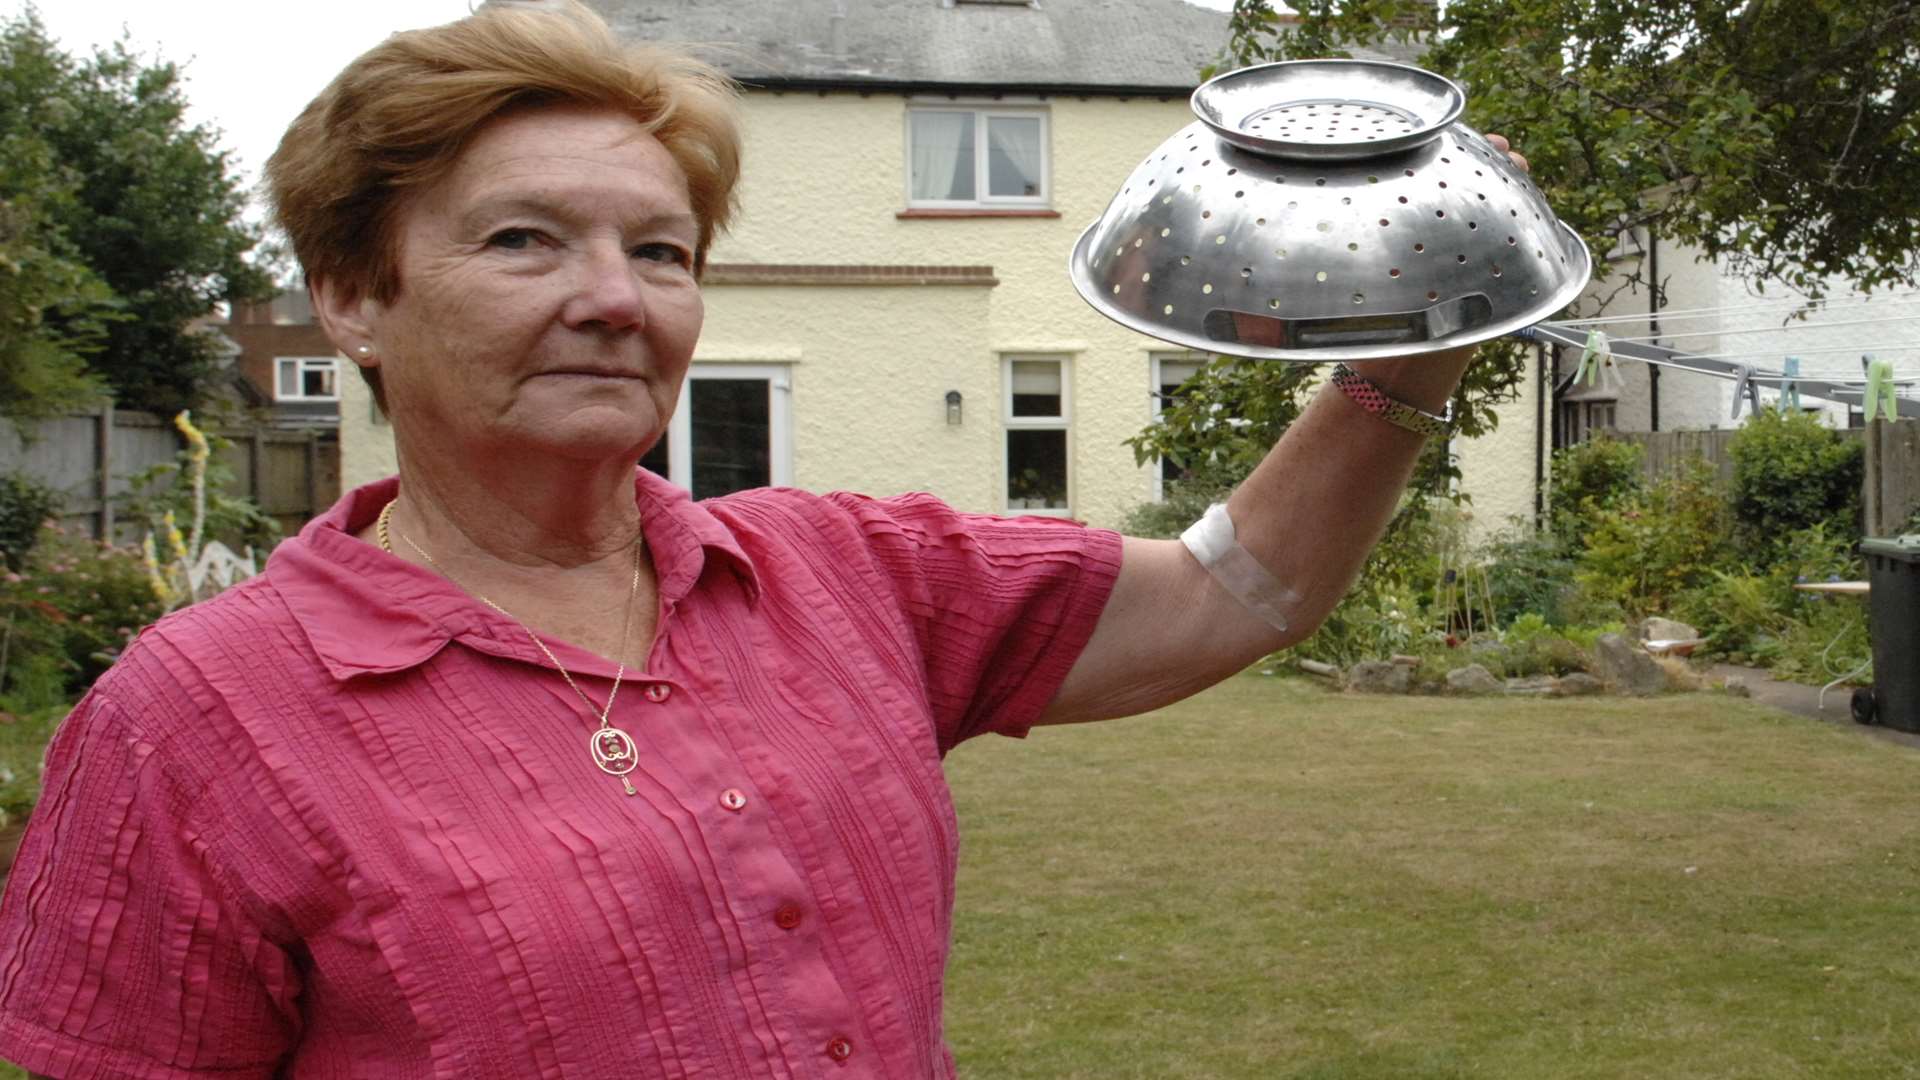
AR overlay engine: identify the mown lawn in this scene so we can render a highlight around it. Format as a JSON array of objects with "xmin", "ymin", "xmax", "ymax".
[{"xmin": 943, "ymin": 676, "xmax": 1920, "ymax": 1080}]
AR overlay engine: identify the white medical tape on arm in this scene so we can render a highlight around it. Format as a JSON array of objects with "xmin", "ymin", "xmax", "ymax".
[{"xmin": 1178, "ymin": 502, "xmax": 1301, "ymax": 633}]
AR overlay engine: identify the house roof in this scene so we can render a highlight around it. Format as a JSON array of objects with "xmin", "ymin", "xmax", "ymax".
[{"xmin": 581, "ymin": 0, "xmax": 1308, "ymax": 95}]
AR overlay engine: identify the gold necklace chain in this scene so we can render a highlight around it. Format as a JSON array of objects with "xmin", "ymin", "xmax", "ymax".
[{"xmin": 377, "ymin": 498, "xmax": 646, "ymax": 795}]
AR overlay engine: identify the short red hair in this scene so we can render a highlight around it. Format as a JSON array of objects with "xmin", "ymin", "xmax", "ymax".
[{"xmin": 267, "ymin": 0, "xmax": 741, "ymax": 302}]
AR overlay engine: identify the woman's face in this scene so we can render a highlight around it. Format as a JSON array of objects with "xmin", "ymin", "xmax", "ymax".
[{"xmin": 354, "ymin": 106, "xmax": 704, "ymax": 467}]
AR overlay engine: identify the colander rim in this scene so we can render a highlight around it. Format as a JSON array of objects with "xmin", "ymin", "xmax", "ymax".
[
  {"xmin": 1067, "ymin": 217, "xmax": 1594, "ymax": 363},
  {"xmin": 1191, "ymin": 59, "xmax": 1468, "ymax": 161}
]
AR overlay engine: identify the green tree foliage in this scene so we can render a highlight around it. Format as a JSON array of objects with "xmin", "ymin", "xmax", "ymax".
[
  {"xmin": 0, "ymin": 60, "xmax": 115, "ymax": 424},
  {"xmin": 0, "ymin": 188, "xmax": 114, "ymax": 424},
  {"xmin": 1725, "ymin": 406, "xmax": 1864, "ymax": 560},
  {"xmin": 0, "ymin": 10, "xmax": 272, "ymax": 417},
  {"xmin": 1220, "ymin": 0, "xmax": 1920, "ymax": 298}
]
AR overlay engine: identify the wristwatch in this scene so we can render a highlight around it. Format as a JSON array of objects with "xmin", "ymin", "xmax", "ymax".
[{"xmin": 1328, "ymin": 363, "xmax": 1453, "ymax": 438}]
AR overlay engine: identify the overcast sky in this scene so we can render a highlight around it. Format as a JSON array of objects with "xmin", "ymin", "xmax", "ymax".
[{"xmin": 6, "ymin": 0, "xmax": 1238, "ymax": 207}]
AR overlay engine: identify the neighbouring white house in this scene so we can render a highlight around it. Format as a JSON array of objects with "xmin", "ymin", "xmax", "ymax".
[{"xmin": 1542, "ymin": 228, "xmax": 1920, "ymax": 446}]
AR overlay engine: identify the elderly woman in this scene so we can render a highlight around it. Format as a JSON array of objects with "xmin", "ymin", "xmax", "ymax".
[{"xmin": 0, "ymin": 3, "xmax": 1519, "ymax": 1077}]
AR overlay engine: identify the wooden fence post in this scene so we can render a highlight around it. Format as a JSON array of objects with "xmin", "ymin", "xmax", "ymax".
[
  {"xmin": 1865, "ymin": 418, "xmax": 1883, "ymax": 537},
  {"xmin": 305, "ymin": 433, "xmax": 319, "ymax": 520},
  {"xmin": 246, "ymin": 429, "xmax": 263, "ymax": 503},
  {"xmin": 95, "ymin": 402, "xmax": 113, "ymax": 541}
]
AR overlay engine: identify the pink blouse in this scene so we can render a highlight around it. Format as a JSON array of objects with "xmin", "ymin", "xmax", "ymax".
[{"xmin": 0, "ymin": 471, "xmax": 1120, "ymax": 1078}]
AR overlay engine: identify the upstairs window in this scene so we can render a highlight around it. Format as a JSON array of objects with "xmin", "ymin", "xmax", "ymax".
[
  {"xmin": 907, "ymin": 108, "xmax": 1048, "ymax": 208},
  {"xmin": 275, "ymin": 356, "xmax": 339, "ymax": 402}
]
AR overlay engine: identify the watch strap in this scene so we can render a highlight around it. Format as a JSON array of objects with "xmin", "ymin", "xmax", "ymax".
[{"xmin": 1329, "ymin": 363, "xmax": 1452, "ymax": 437}]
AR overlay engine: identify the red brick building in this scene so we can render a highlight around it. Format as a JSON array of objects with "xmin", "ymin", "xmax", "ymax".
[{"xmin": 221, "ymin": 289, "xmax": 343, "ymax": 429}]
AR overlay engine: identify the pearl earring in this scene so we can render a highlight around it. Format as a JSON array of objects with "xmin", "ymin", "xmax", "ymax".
[{"xmin": 355, "ymin": 345, "xmax": 373, "ymax": 357}]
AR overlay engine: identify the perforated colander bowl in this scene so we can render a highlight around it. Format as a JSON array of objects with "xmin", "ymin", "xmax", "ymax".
[{"xmin": 1070, "ymin": 60, "xmax": 1591, "ymax": 362}]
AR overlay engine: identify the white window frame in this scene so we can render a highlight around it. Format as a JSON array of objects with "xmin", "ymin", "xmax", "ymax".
[
  {"xmin": 1149, "ymin": 352, "xmax": 1206, "ymax": 502},
  {"xmin": 1003, "ymin": 355, "xmax": 1072, "ymax": 516},
  {"xmin": 905, "ymin": 105, "xmax": 1051, "ymax": 209},
  {"xmin": 663, "ymin": 363, "xmax": 793, "ymax": 495},
  {"xmin": 274, "ymin": 356, "xmax": 340, "ymax": 402}
]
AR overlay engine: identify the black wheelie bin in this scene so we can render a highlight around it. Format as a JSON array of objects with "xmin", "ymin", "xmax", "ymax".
[{"xmin": 1855, "ymin": 536, "xmax": 1920, "ymax": 732}]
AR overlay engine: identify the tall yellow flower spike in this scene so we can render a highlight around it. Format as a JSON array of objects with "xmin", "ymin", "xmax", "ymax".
[
  {"xmin": 174, "ymin": 410, "xmax": 210, "ymax": 464},
  {"xmin": 141, "ymin": 533, "xmax": 176, "ymax": 605}
]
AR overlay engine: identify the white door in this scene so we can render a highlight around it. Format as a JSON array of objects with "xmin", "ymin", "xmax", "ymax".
[{"xmin": 641, "ymin": 364, "xmax": 793, "ymax": 499}]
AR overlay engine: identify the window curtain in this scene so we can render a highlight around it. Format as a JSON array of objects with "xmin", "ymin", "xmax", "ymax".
[
  {"xmin": 987, "ymin": 116, "xmax": 1042, "ymax": 197},
  {"xmin": 911, "ymin": 112, "xmax": 973, "ymax": 201}
]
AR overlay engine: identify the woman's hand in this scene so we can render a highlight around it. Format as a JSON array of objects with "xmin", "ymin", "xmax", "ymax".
[{"xmin": 1486, "ymin": 132, "xmax": 1530, "ymax": 174}]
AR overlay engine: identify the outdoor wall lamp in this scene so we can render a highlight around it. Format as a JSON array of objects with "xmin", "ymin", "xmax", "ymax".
[{"xmin": 945, "ymin": 390, "xmax": 963, "ymax": 426}]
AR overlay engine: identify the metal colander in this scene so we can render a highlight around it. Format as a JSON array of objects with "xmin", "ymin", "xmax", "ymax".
[{"xmin": 1070, "ymin": 60, "xmax": 1592, "ymax": 362}]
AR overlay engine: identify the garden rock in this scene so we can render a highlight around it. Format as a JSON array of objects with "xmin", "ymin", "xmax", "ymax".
[
  {"xmin": 1445, "ymin": 664, "xmax": 1503, "ymax": 694},
  {"xmin": 1643, "ymin": 617, "xmax": 1699, "ymax": 643},
  {"xmin": 1347, "ymin": 661, "xmax": 1411, "ymax": 695},
  {"xmin": 1296, "ymin": 659, "xmax": 1342, "ymax": 680},
  {"xmin": 1723, "ymin": 676, "xmax": 1752, "ymax": 698},
  {"xmin": 1468, "ymin": 638, "xmax": 1512, "ymax": 668},
  {"xmin": 1595, "ymin": 633, "xmax": 1668, "ymax": 695},
  {"xmin": 1503, "ymin": 675, "xmax": 1559, "ymax": 696},
  {"xmin": 1555, "ymin": 673, "xmax": 1604, "ymax": 696}
]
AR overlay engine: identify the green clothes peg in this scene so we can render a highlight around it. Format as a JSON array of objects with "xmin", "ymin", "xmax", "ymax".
[
  {"xmin": 1865, "ymin": 358, "xmax": 1899, "ymax": 422},
  {"xmin": 1576, "ymin": 330, "xmax": 1609, "ymax": 386}
]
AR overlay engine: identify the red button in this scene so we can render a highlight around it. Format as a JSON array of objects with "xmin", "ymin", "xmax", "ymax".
[
  {"xmin": 719, "ymin": 788, "xmax": 748, "ymax": 812},
  {"xmin": 826, "ymin": 1037, "xmax": 853, "ymax": 1062},
  {"xmin": 774, "ymin": 904, "xmax": 803, "ymax": 930},
  {"xmin": 644, "ymin": 683, "xmax": 672, "ymax": 704}
]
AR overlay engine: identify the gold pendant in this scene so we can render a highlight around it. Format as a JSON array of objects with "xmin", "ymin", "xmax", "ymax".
[{"xmin": 589, "ymin": 726, "xmax": 640, "ymax": 796}]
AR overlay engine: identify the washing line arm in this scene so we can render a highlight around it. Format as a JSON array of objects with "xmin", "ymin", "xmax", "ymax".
[{"xmin": 1519, "ymin": 323, "xmax": 1920, "ymax": 420}]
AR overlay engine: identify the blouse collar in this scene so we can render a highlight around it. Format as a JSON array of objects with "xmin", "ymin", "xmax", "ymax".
[{"xmin": 269, "ymin": 469, "xmax": 761, "ymax": 682}]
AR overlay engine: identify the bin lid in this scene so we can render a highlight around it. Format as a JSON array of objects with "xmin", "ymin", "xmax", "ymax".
[{"xmin": 1861, "ymin": 534, "xmax": 1920, "ymax": 562}]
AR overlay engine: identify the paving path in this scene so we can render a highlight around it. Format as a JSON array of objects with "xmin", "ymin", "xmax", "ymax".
[{"xmin": 1709, "ymin": 663, "xmax": 1920, "ymax": 750}]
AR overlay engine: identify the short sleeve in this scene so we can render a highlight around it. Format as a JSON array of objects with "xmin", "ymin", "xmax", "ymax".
[
  {"xmin": 824, "ymin": 491, "xmax": 1123, "ymax": 749},
  {"xmin": 0, "ymin": 692, "xmax": 300, "ymax": 1079}
]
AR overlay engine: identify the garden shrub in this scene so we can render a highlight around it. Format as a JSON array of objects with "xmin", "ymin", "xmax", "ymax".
[
  {"xmin": 1726, "ymin": 406, "xmax": 1863, "ymax": 561},
  {"xmin": 1676, "ymin": 570, "xmax": 1781, "ymax": 656},
  {"xmin": 1766, "ymin": 592, "xmax": 1871, "ymax": 684},
  {"xmin": 1575, "ymin": 460, "xmax": 1735, "ymax": 615},
  {"xmin": 0, "ymin": 702, "xmax": 65, "ymax": 829},
  {"xmin": 1673, "ymin": 521, "xmax": 1867, "ymax": 668},
  {"xmin": 1548, "ymin": 437, "xmax": 1644, "ymax": 536},
  {"xmin": 0, "ymin": 472, "xmax": 63, "ymax": 571},
  {"xmin": 1481, "ymin": 522, "xmax": 1580, "ymax": 626},
  {"xmin": 1, "ymin": 520, "xmax": 164, "ymax": 708}
]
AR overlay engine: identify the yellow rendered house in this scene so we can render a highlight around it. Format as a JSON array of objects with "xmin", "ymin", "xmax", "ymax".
[
  {"xmin": 342, "ymin": 0, "xmax": 1550, "ymax": 532},
  {"xmin": 342, "ymin": 0, "xmax": 1232, "ymax": 525}
]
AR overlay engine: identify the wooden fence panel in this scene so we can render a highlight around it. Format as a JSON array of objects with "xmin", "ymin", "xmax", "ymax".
[
  {"xmin": 0, "ymin": 409, "xmax": 337, "ymax": 543},
  {"xmin": 1620, "ymin": 429, "xmax": 1739, "ymax": 484},
  {"xmin": 1616, "ymin": 424, "xmax": 1920, "ymax": 538},
  {"xmin": 1866, "ymin": 418, "xmax": 1920, "ymax": 537},
  {"xmin": 0, "ymin": 414, "xmax": 99, "ymax": 495}
]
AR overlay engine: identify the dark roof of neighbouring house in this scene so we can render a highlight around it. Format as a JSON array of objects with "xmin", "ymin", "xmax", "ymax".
[{"xmin": 581, "ymin": 0, "xmax": 1419, "ymax": 96}]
